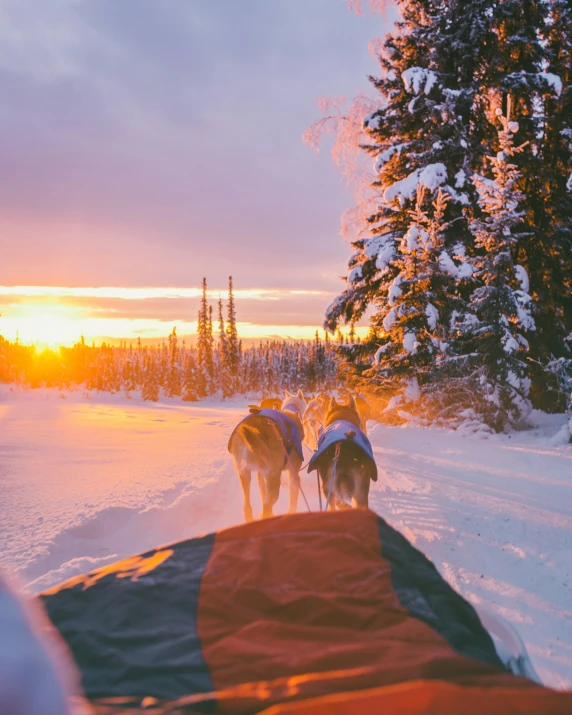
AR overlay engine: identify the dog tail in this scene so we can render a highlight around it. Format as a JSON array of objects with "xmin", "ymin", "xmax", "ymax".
[{"xmin": 237, "ymin": 421, "xmax": 263, "ymax": 453}]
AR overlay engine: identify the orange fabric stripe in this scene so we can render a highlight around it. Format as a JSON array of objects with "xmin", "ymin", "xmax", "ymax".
[
  {"xmin": 258, "ymin": 680, "xmax": 572, "ymax": 715},
  {"xmin": 196, "ymin": 510, "xmax": 535, "ymax": 714}
]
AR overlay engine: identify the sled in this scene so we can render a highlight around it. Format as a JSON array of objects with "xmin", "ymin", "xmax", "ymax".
[
  {"xmin": 41, "ymin": 509, "xmax": 571, "ymax": 714},
  {"xmin": 474, "ymin": 604, "xmax": 542, "ymax": 683}
]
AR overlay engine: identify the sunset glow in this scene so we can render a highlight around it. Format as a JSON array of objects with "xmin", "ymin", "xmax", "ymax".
[
  {"xmin": 0, "ymin": 286, "xmax": 328, "ymax": 301},
  {"xmin": 0, "ymin": 286, "xmax": 367, "ymax": 347}
]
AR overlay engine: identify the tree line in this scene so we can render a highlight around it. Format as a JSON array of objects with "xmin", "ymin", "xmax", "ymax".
[{"xmin": 0, "ymin": 278, "xmax": 339, "ymax": 400}]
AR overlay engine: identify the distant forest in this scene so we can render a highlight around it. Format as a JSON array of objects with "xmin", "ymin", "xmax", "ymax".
[{"xmin": 0, "ymin": 278, "xmax": 341, "ymax": 400}]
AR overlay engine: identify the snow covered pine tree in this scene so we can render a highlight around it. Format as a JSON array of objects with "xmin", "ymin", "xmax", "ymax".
[
  {"xmin": 465, "ymin": 98, "xmax": 536, "ymax": 430},
  {"xmin": 308, "ymin": 0, "xmax": 572, "ymax": 429}
]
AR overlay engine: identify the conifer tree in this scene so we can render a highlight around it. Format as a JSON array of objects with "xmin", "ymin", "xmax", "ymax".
[
  {"xmin": 310, "ymin": 0, "xmax": 572, "ymax": 421},
  {"xmin": 182, "ymin": 350, "xmax": 199, "ymax": 402},
  {"xmin": 165, "ymin": 327, "xmax": 181, "ymax": 397},
  {"xmin": 226, "ymin": 276, "xmax": 240, "ymax": 383},
  {"xmin": 142, "ymin": 353, "xmax": 160, "ymax": 402},
  {"xmin": 465, "ymin": 99, "xmax": 535, "ymax": 429},
  {"xmin": 196, "ymin": 278, "xmax": 213, "ymax": 397},
  {"xmin": 217, "ymin": 297, "xmax": 233, "ymax": 398}
]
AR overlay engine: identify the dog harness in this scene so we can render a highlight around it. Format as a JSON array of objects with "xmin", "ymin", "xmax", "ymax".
[
  {"xmin": 307, "ymin": 420, "xmax": 377, "ymax": 481},
  {"xmin": 228, "ymin": 407, "xmax": 304, "ymax": 462}
]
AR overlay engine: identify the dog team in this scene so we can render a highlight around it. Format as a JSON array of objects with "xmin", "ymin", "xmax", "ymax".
[{"xmin": 228, "ymin": 390, "xmax": 377, "ymax": 522}]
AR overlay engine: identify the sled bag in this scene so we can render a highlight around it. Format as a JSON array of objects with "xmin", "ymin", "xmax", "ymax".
[{"xmin": 41, "ymin": 509, "xmax": 572, "ymax": 714}]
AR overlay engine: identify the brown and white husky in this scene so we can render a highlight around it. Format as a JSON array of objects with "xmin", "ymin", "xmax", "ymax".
[
  {"xmin": 302, "ymin": 399, "xmax": 325, "ymax": 452},
  {"xmin": 280, "ymin": 389, "xmax": 307, "ymax": 420},
  {"xmin": 228, "ymin": 405, "xmax": 305, "ymax": 522},
  {"xmin": 311, "ymin": 396, "xmax": 377, "ymax": 510}
]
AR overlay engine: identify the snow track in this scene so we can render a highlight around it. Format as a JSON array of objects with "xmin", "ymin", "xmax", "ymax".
[{"xmin": 0, "ymin": 389, "xmax": 571, "ymax": 689}]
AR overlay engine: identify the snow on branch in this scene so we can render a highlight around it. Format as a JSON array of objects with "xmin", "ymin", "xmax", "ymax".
[
  {"xmin": 384, "ymin": 163, "xmax": 447, "ymax": 205},
  {"xmin": 402, "ymin": 67, "xmax": 438, "ymax": 95},
  {"xmin": 539, "ymin": 71, "xmax": 563, "ymax": 97}
]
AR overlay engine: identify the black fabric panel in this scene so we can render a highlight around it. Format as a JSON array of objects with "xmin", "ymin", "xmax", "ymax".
[
  {"xmin": 41, "ymin": 533, "xmax": 216, "ymax": 704},
  {"xmin": 376, "ymin": 516, "xmax": 505, "ymax": 670}
]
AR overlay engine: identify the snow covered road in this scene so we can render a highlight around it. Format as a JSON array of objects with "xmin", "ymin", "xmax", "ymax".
[{"xmin": 0, "ymin": 389, "xmax": 571, "ymax": 689}]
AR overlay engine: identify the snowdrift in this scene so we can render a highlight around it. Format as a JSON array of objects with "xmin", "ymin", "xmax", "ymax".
[{"xmin": 41, "ymin": 510, "xmax": 572, "ymax": 714}]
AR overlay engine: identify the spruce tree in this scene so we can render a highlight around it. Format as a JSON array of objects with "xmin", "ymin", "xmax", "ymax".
[
  {"xmin": 465, "ymin": 99, "xmax": 535, "ymax": 429},
  {"xmin": 196, "ymin": 278, "xmax": 212, "ymax": 397},
  {"xmin": 312, "ymin": 0, "xmax": 572, "ymax": 422},
  {"xmin": 543, "ymin": 0, "xmax": 572, "ymax": 359},
  {"xmin": 142, "ymin": 353, "xmax": 159, "ymax": 402},
  {"xmin": 165, "ymin": 327, "xmax": 181, "ymax": 397},
  {"xmin": 182, "ymin": 350, "xmax": 199, "ymax": 402},
  {"xmin": 217, "ymin": 297, "xmax": 233, "ymax": 398},
  {"xmin": 226, "ymin": 276, "xmax": 240, "ymax": 383}
]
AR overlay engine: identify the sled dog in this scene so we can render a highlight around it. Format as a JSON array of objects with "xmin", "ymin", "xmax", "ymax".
[
  {"xmin": 281, "ymin": 389, "xmax": 307, "ymax": 421},
  {"xmin": 260, "ymin": 397, "xmax": 282, "ymax": 410},
  {"xmin": 354, "ymin": 394, "xmax": 372, "ymax": 434},
  {"xmin": 228, "ymin": 406, "xmax": 305, "ymax": 522},
  {"xmin": 302, "ymin": 399, "xmax": 325, "ymax": 452},
  {"xmin": 308, "ymin": 396, "xmax": 377, "ymax": 510}
]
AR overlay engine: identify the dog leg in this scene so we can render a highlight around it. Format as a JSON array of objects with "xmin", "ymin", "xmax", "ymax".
[
  {"xmin": 286, "ymin": 467, "xmax": 300, "ymax": 514},
  {"xmin": 238, "ymin": 469, "xmax": 253, "ymax": 522},
  {"xmin": 261, "ymin": 469, "xmax": 281, "ymax": 519},
  {"xmin": 257, "ymin": 472, "xmax": 267, "ymax": 505},
  {"xmin": 353, "ymin": 473, "xmax": 370, "ymax": 509}
]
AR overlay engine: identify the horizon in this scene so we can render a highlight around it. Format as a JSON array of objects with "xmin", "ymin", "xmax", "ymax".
[{"xmin": 0, "ymin": 282, "xmax": 369, "ymax": 348}]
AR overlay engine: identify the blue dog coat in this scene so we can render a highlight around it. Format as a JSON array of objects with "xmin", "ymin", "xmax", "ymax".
[
  {"xmin": 229, "ymin": 408, "xmax": 304, "ymax": 462},
  {"xmin": 307, "ymin": 420, "xmax": 377, "ymax": 480}
]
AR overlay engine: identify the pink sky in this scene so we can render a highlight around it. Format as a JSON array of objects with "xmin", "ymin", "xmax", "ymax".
[{"xmin": 0, "ymin": 2, "xmax": 394, "ymax": 343}]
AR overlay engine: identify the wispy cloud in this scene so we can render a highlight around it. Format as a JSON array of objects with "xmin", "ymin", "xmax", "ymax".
[
  {"xmin": 0, "ymin": 1, "xmax": 387, "ymax": 291},
  {"xmin": 0, "ymin": 286, "xmax": 328, "ymax": 300}
]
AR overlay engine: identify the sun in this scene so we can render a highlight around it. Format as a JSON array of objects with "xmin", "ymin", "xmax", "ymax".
[{"xmin": 2, "ymin": 302, "xmax": 87, "ymax": 348}]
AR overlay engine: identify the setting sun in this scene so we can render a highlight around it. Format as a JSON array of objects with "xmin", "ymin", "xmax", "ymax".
[{"xmin": 2, "ymin": 303, "xmax": 88, "ymax": 348}]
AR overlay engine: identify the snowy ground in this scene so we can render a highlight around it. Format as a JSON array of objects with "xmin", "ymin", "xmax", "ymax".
[{"xmin": 1, "ymin": 387, "xmax": 571, "ymax": 690}]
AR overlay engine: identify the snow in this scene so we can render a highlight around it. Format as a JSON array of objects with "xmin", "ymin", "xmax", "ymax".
[
  {"xmin": 455, "ymin": 169, "xmax": 466, "ymax": 188},
  {"xmin": 373, "ymin": 342, "xmax": 391, "ymax": 364},
  {"xmin": 374, "ymin": 143, "xmax": 407, "ymax": 172},
  {"xmin": 347, "ymin": 265, "xmax": 363, "ymax": 284},
  {"xmin": 401, "ymin": 67, "xmax": 438, "ymax": 95},
  {"xmin": 404, "ymin": 378, "xmax": 420, "ymax": 403},
  {"xmin": 403, "ymin": 225, "xmax": 420, "ymax": 251},
  {"xmin": 382, "ymin": 306, "xmax": 397, "ymax": 331},
  {"xmin": 426, "ymin": 303, "xmax": 439, "ymax": 330},
  {"xmin": 362, "ymin": 111, "xmax": 381, "ymax": 131},
  {"xmin": 539, "ymin": 71, "xmax": 563, "ymax": 97},
  {"xmin": 384, "ymin": 163, "xmax": 447, "ymax": 205},
  {"xmin": 439, "ymin": 250, "xmax": 459, "ymax": 277},
  {"xmin": 387, "ymin": 275, "xmax": 402, "ymax": 306},
  {"xmin": 1, "ymin": 389, "xmax": 572, "ymax": 690},
  {"xmin": 439, "ymin": 249, "xmax": 474, "ymax": 279},
  {"xmin": 444, "ymin": 184, "xmax": 470, "ymax": 205},
  {"xmin": 515, "ymin": 264, "xmax": 530, "ymax": 293},
  {"xmin": 402, "ymin": 331, "xmax": 418, "ymax": 354}
]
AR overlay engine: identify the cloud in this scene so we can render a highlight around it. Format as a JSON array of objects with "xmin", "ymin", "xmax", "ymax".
[{"xmin": 0, "ymin": 1, "xmax": 392, "ymax": 295}]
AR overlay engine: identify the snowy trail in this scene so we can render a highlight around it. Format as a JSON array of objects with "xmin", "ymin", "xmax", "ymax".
[
  {"xmin": 0, "ymin": 389, "xmax": 571, "ymax": 689},
  {"xmin": 368, "ymin": 421, "xmax": 572, "ymax": 689}
]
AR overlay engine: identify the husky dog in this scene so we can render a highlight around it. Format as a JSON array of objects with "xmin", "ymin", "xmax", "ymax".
[
  {"xmin": 260, "ymin": 397, "xmax": 282, "ymax": 410},
  {"xmin": 281, "ymin": 389, "xmax": 307, "ymax": 421},
  {"xmin": 354, "ymin": 394, "xmax": 373, "ymax": 433},
  {"xmin": 308, "ymin": 396, "xmax": 377, "ymax": 510},
  {"xmin": 228, "ymin": 406, "xmax": 305, "ymax": 522},
  {"xmin": 302, "ymin": 399, "xmax": 325, "ymax": 452}
]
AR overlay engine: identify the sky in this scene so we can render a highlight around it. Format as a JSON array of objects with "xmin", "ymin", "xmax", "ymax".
[{"xmin": 0, "ymin": 1, "xmax": 395, "ymax": 345}]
